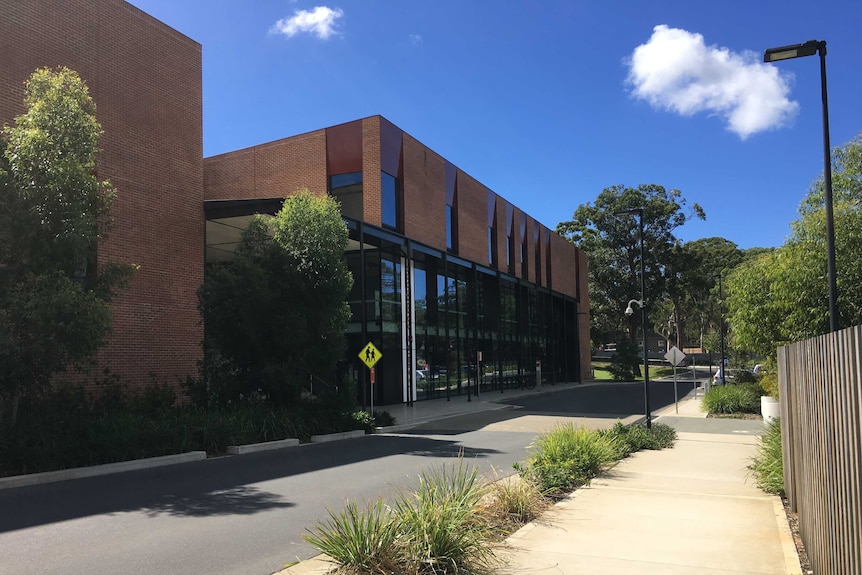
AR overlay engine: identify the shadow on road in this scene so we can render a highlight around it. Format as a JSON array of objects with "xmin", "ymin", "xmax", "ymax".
[
  {"xmin": 403, "ymin": 381, "xmax": 697, "ymax": 436},
  {"xmin": 0, "ymin": 434, "xmax": 500, "ymax": 532}
]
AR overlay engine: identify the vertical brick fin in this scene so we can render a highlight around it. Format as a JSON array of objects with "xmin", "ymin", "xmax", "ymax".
[
  {"xmin": 577, "ymin": 249, "xmax": 591, "ymax": 381},
  {"xmin": 453, "ymin": 170, "xmax": 488, "ymax": 264},
  {"xmin": 549, "ymin": 233, "xmax": 577, "ymax": 299},
  {"xmin": 401, "ymin": 133, "xmax": 446, "ymax": 248},
  {"xmin": 362, "ymin": 116, "xmax": 382, "ymax": 227},
  {"xmin": 496, "ymin": 198, "xmax": 509, "ymax": 270}
]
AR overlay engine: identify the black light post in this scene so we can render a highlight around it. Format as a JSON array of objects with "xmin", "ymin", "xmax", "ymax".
[
  {"xmin": 717, "ymin": 274, "xmax": 726, "ymax": 386},
  {"xmin": 616, "ymin": 208, "xmax": 651, "ymax": 428},
  {"xmin": 764, "ymin": 40, "xmax": 838, "ymax": 332}
]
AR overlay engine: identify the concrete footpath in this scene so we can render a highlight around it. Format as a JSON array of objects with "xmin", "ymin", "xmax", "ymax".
[
  {"xmin": 499, "ymin": 395, "xmax": 802, "ymax": 575},
  {"xmin": 283, "ymin": 389, "xmax": 802, "ymax": 575}
]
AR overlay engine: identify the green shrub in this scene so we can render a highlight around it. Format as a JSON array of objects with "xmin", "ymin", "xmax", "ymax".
[
  {"xmin": 749, "ymin": 418, "xmax": 784, "ymax": 495},
  {"xmin": 599, "ymin": 421, "xmax": 677, "ymax": 457},
  {"xmin": 0, "ymin": 383, "xmax": 385, "ymax": 477},
  {"xmin": 393, "ymin": 460, "xmax": 494, "ymax": 574},
  {"xmin": 516, "ymin": 424, "xmax": 618, "ymax": 496},
  {"xmin": 759, "ymin": 372, "xmax": 779, "ymax": 399},
  {"xmin": 703, "ymin": 383, "xmax": 763, "ymax": 414},
  {"xmin": 480, "ymin": 473, "xmax": 546, "ymax": 532},
  {"xmin": 303, "ymin": 499, "xmax": 399, "ymax": 573}
]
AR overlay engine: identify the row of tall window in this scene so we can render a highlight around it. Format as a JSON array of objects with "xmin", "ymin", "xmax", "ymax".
[
  {"xmin": 329, "ymin": 171, "xmax": 549, "ymax": 287},
  {"xmin": 340, "ymin": 219, "xmax": 581, "ymax": 405}
]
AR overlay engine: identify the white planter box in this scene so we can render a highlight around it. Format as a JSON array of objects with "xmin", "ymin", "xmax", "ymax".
[{"xmin": 761, "ymin": 396, "xmax": 780, "ymax": 423}]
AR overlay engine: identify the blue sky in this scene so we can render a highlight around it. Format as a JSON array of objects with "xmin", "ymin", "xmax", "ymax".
[{"xmin": 130, "ymin": 0, "xmax": 862, "ymax": 250}]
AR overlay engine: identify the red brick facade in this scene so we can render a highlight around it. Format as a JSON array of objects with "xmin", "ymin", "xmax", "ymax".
[
  {"xmin": 3, "ymin": 0, "xmax": 592, "ymax": 389},
  {"xmin": 0, "ymin": 0, "xmax": 204, "ymax": 392},
  {"xmin": 205, "ymin": 115, "xmax": 591, "ymax": 382}
]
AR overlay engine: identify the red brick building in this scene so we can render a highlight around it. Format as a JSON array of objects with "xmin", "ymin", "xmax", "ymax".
[
  {"xmin": 1, "ymin": 0, "xmax": 204, "ymax": 391},
  {"xmin": 1, "ymin": 0, "xmax": 590, "ymax": 403}
]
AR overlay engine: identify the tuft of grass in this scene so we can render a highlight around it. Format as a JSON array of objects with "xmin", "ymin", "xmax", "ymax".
[
  {"xmin": 749, "ymin": 418, "xmax": 784, "ymax": 496},
  {"xmin": 703, "ymin": 383, "xmax": 763, "ymax": 414},
  {"xmin": 599, "ymin": 421, "xmax": 677, "ymax": 458},
  {"xmin": 303, "ymin": 499, "xmax": 399, "ymax": 574},
  {"xmin": 515, "ymin": 424, "xmax": 618, "ymax": 497},
  {"xmin": 478, "ymin": 472, "xmax": 547, "ymax": 535},
  {"xmin": 393, "ymin": 460, "xmax": 495, "ymax": 574},
  {"xmin": 305, "ymin": 460, "xmax": 497, "ymax": 575}
]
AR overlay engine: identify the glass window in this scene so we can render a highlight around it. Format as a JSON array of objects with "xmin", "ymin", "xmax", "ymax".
[
  {"xmin": 506, "ymin": 234, "xmax": 515, "ymax": 274},
  {"xmin": 382, "ymin": 171, "xmax": 399, "ymax": 230},
  {"xmin": 535, "ymin": 244, "xmax": 542, "ymax": 286},
  {"xmin": 488, "ymin": 225, "xmax": 497, "ymax": 267},
  {"xmin": 329, "ymin": 172, "xmax": 363, "ymax": 221},
  {"xmin": 446, "ymin": 204, "xmax": 455, "ymax": 252},
  {"xmin": 521, "ymin": 241, "xmax": 527, "ymax": 277}
]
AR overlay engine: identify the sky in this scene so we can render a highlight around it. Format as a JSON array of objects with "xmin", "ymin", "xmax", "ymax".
[{"xmin": 129, "ymin": 0, "xmax": 862, "ymax": 250}]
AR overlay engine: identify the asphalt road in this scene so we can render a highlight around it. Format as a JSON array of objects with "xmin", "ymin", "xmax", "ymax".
[{"xmin": 0, "ymin": 381, "xmax": 695, "ymax": 575}]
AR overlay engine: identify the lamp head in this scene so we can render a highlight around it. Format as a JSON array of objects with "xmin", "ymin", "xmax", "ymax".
[{"xmin": 625, "ymin": 306, "xmax": 634, "ymax": 317}]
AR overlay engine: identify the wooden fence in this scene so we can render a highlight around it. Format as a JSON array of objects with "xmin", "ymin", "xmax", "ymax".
[{"xmin": 778, "ymin": 325, "xmax": 862, "ymax": 575}]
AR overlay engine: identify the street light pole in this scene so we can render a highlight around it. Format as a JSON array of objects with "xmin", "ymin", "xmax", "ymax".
[
  {"xmin": 617, "ymin": 208, "xmax": 651, "ymax": 428},
  {"xmin": 718, "ymin": 273, "xmax": 726, "ymax": 386},
  {"xmin": 764, "ymin": 40, "xmax": 838, "ymax": 332}
]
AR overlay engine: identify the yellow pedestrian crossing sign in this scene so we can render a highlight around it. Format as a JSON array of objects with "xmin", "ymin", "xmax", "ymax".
[{"xmin": 359, "ymin": 342, "xmax": 382, "ymax": 369}]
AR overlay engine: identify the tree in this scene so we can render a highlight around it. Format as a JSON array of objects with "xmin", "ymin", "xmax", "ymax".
[
  {"xmin": 0, "ymin": 67, "xmax": 134, "ymax": 419},
  {"xmin": 726, "ymin": 133, "xmax": 862, "ymax": 359},
  {"xmin": 668, "ymin": 238, "xmax": 745, "ymax": 351},
  {"xmin": 556, "ymin": 184, "xmax": 705, "ymax": 360},
  {"xmin": 198, "ymin": 190, "xmax": 353, "ymax": 405}
]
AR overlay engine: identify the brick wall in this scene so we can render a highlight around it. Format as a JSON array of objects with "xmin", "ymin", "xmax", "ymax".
[
  {"xmin": 204, "ymin": 130, "xmax": 328, "ymax": 201},
  {"xmin": 361, "ymin": 117, "xmax": 382, "ymax": 227},
  {"xmin": 0, "ymin": 0, "xmax": 204, "ymax": 393},
  {"xmin": 577, "ymin": 250, "xmax": 592, "ymax": 381},
  {"xmin": 453, "ymin": 171, "xmax": 487, "ymax": 263},
  {"xmin": 402, "ymin": 133, "xmax": 446, "ymax": 248}
]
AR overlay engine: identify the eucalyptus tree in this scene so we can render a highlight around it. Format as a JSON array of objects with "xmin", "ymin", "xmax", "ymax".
[{"xmin": 556, "ymin": 184, "xmax": 705, "ymax": 365}]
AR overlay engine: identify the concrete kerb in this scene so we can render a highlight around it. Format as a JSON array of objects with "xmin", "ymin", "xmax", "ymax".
[
  {"xmin": 0, "ymin": 451, "xmax": 207, "ymax": 490},
  {"xmin": 1, "ymin": 430, "xmax": 370, "ymax": 490}
]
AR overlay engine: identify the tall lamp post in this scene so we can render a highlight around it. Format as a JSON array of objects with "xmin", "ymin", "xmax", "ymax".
[
  {"xmin": 616, "ymin": 208, "xmax": 651, "ymax": 428},
  {"xmin": 716, "ymin": 273, "xmax": 726, "ymax": 386},
  {"xmin": 764, "ymin": 40, "xmax": 838, "ymax": 332}
]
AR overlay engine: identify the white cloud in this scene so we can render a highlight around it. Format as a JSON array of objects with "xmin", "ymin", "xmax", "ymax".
[
  {"xmin": 271, "ymin": 6, "xmax": 344, "ymax": 40},
  {"xmin": 410, "ymin": 33, "xmax": 422, "ymax": 46},
  {"xmin": 626, "ymin": 25, "xmax": 799, "ymax": 139}
]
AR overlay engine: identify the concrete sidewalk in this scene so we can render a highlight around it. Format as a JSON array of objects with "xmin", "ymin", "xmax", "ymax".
[
  {"xmin": 284, "ymin": 392, "xmax": 802, "ymax": 575},
  {"xmin": 499, "ymin": 396, "xmax": 801, "ymax": 574}
]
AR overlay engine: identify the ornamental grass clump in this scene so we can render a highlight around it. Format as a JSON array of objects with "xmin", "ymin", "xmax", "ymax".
[
  {"xmin": 393, "ymin": 460, "xmax": 495, "ymax": 574},
  {"xmin": 305, "ymin": 460, "xmax": 497, "ymax": 575},
  {"xmin": 303, "ymin": 499, "xmax": 399, "ymax": 574},
  {"xmin": 516, "ymin": 424, "xmax": 618, "ymax": 497},
  {"xmin": 599, "ymin": 421, "xmax": 677, "ymax": 458},
  {"xmin": 479, "ymin": 471, "xmax": 547, "ymax": 535},
  {"xmin": 749, "ymin": 418, "xmax": 784, "ymax": 496},
  {"xmin": 703, "ymin": 383, "xmax": 763, "ymax": 414}
]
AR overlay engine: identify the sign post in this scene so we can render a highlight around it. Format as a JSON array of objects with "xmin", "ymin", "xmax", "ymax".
[
  {"xmin": 359, "ymin": 342, "xmax": 382, "ymax": 415},
  {"xmin": 664, "ymin": 346, "xmax": 687, "ymax": 414}
]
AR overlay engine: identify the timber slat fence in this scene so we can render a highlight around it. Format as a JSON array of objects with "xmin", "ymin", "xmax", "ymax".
[{"xmin": 778, "ymin": 325, "xmax": 862, "ymax": 575}]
